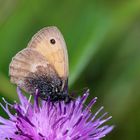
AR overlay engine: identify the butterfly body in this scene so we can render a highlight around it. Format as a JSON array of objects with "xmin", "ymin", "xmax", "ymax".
[{"xmin": 9, "ymin": 26, "xmax": 70, "ymax": 103}]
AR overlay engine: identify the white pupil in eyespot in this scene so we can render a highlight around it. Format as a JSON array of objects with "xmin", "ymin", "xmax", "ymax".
[{"xmin": 50, "ymin": 39, "xmax": 56, "ymax": 44}]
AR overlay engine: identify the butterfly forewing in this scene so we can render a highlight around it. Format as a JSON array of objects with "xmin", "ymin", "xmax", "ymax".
[{"xmin": 27, "ymin": 26, "xmax": 68, "ymax": 80}]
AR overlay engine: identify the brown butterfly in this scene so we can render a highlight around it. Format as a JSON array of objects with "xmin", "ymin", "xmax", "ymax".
[{"xmin": 9, "ymin": 26, "xmax": 71, "ymax": 102}]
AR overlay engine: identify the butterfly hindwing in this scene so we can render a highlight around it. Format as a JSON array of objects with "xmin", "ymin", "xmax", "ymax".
[{"xmin": 9, "ymin": 48, "xmax": 61, "ymax": 94}]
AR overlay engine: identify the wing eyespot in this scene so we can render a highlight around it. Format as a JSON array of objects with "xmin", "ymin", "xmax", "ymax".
[{"xmin": 50, "ymin": 38, "xmax": 56, "ymax": 45}]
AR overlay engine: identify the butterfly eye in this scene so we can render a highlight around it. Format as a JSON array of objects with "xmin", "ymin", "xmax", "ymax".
[{"xmin": 50, "ymin": 38, "xmax": 56, "ymax": 45}]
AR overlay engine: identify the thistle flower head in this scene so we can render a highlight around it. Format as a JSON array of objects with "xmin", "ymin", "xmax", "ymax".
[{"xmin": 0, "ymin": 88, "xmax": 113, "ymax": 140}]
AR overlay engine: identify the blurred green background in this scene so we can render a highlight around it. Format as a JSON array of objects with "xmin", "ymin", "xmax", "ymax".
[{"xmin": 0, "ymin": 0, "xmax": 140, "ymax": 139}]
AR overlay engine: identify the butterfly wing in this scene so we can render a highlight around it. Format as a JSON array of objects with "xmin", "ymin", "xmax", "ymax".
[
  {"xmin": 27, "ymin": 26, "xmax": 68, "ymax": 83},
  {"xmin": 9, "ymin": 26, "xmax": 69, "ymax": 94},
  {"xmin": 9, "ymin": 48, "xmax": 60, "ymax": 94}
]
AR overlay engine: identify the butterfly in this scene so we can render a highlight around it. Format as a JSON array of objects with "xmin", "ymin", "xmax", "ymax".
[{"xmin": 9, "ymin": 26, "xmax": 71, "ymax": 103}]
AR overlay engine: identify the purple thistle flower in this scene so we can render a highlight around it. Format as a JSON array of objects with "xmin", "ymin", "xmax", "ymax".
[{"xmin": 0, "ymin": 87, "xmax": 114, "ymax": 140}]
